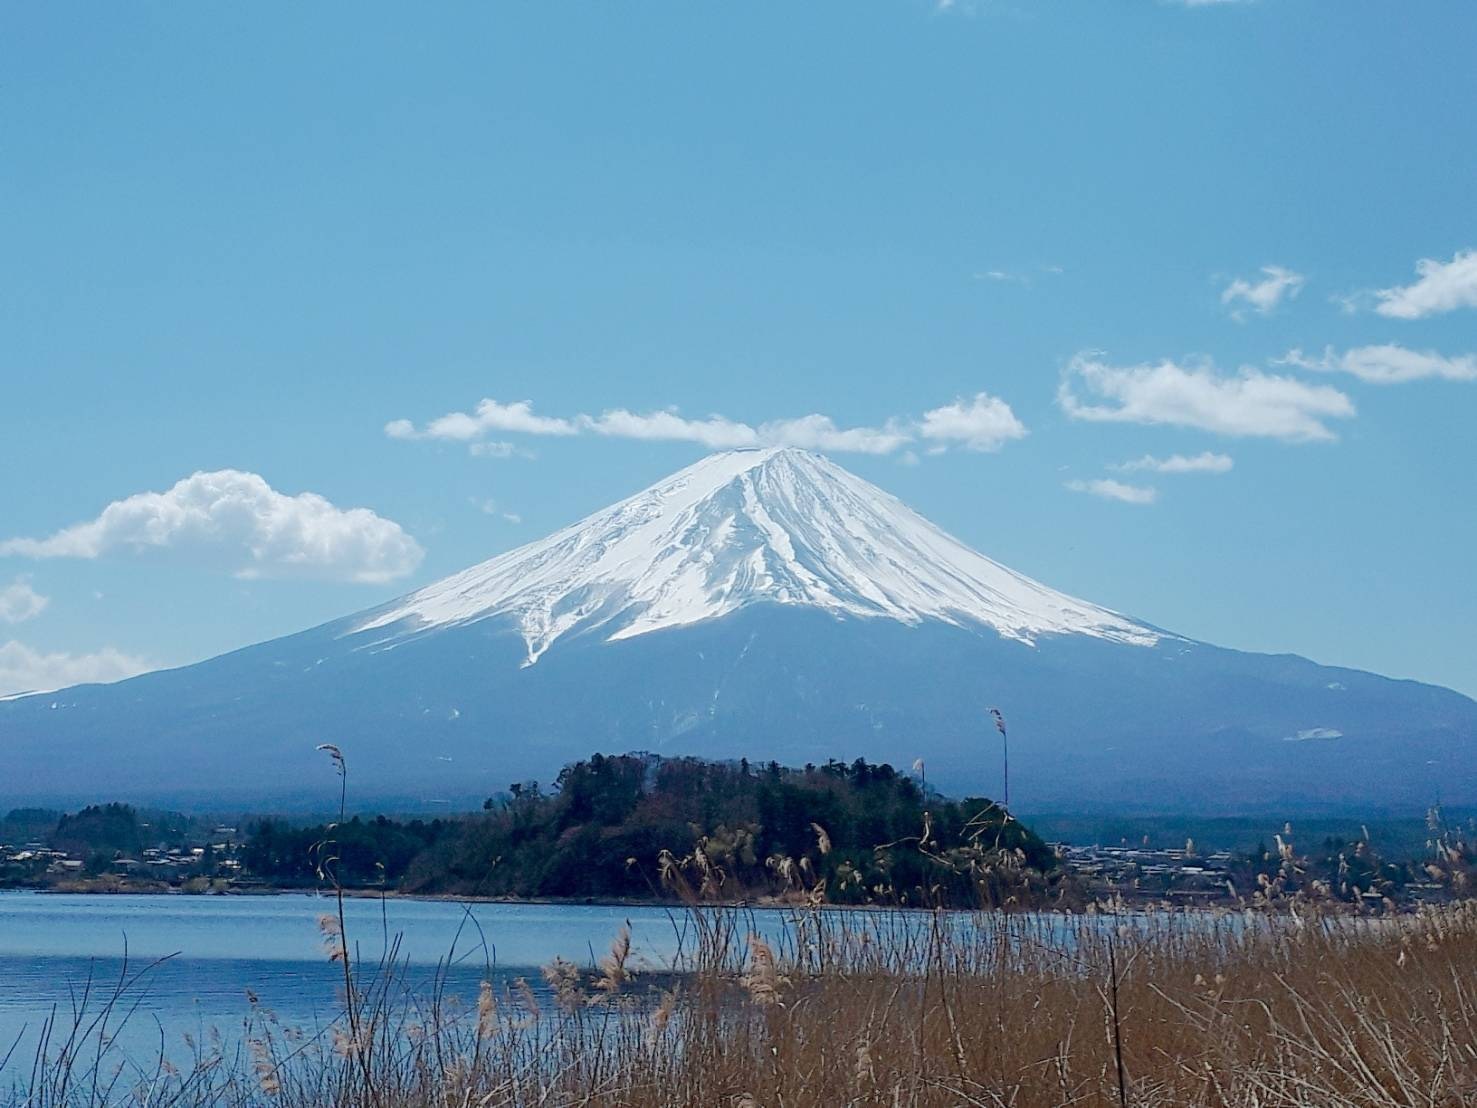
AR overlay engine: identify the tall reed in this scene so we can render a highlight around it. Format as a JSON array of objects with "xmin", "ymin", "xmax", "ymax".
[{"xmin": 8, "ymin": 899, "xmax": 1477, "ymax": 1106}]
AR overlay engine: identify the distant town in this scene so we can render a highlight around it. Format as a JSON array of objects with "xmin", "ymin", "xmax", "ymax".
[
  {"xmin": 0, "ymin": 804, "xmax": 254, "ymax": 893},
  {"xmin": 1059, "ymin": 841, "xmax": 1456, "ymax": 908}
]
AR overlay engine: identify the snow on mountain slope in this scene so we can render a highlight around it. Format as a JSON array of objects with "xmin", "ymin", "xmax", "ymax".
[{"xmin": 354, "ymin": 447, "xmax": 1161, "ymax": 664}]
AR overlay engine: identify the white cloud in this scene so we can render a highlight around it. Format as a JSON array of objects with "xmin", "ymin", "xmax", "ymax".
[
  {"xmin": 386, "ymin": 399, "xmax": 577, "ymax": 442},
  {"xmin": 582, "ymin": 409, "xmax": 759, "ymax": 450},
  {"xmin": 390, "ymin": 394, "xmax": 1021, "ymax": 458},
  {"xmin": 1058, "ymin": 353, "xmax": 1355, "ymax": 442},
  {"xmin": 0, "ymin": 579, "xmax": 48, "ymax": 624},
  {"xmin": 1065, "ymin": 479, "xmax": 1158, "ymax": 505},
  {"xmin": 0, "ymin": 640, "xmax": 153, "ymax": 697},
  {"xmin": 1220, "ymin": 265, "xmax": 1305, "ymax": 319},
  {"xmin": 918, "ymin": 394, "xmax": 1029, "ymax": 452},
  {"xmin": 581, "ymin": 409, "xmax": 913, "ymax": 455},
  {"xmin": 1114, "ymin": 452, "xmax": 1234, "ymax": 475},
  {"xmin": 759, "ymin": 415, "xmax": 912, "ymax": 455},
  {"xmin": 0, "ymin": 470, "xmax": 424, "ymax": 584},
  {"xmin": 1280, "ymin": 344, "xmax": 1477, "ymax": 385},
  {"xmin": 1374, "ymin": 249, "xmax": 1477, "ymax": 319}
]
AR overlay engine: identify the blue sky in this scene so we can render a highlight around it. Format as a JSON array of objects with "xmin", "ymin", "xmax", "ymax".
[{"xmin": 3, "ymin": 2, "xmax": 1475, "ymax": 698}]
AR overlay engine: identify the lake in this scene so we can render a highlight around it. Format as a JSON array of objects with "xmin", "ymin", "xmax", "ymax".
[
  {"xmin": 0, "ymin": 890, "xmax": 734, "ymax": 1070},
  {"xmin": 0, "ymin": 889, "xmax": 1217, "ymax": 1081}
]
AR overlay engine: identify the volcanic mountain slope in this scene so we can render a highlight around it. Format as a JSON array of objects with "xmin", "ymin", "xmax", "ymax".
[{"xmin": 2, "ymin": 447, "xmax": 1473, "ymax": 812}]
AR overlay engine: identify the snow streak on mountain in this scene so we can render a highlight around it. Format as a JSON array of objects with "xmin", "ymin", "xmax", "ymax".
[{"xmin": 354, "ymin": 447, "xmax": 1162, "ymax": 665}]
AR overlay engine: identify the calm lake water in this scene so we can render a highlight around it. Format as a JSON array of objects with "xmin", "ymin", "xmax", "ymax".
[
  {"xmin": 0, "ymin": 890, "xmax": 1217, "ymax": 1078},
  {"xmin": 0, "ymin": 890, "xmax": 729, "ymax": 1068}
]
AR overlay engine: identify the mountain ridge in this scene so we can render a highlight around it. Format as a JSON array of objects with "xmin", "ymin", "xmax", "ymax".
[{"xmin": 1, "ymin": 448, "xmax": 1473, "ymax": 812}]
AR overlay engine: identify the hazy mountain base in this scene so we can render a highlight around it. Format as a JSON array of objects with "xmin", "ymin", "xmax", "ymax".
[
  {"xmin": 1031, "ymin": 810, "xmax": 1477, "ymax": 857},
  {"xmin": 3, "ymin": 605, "xmax": 1472, "ymax": 812}
]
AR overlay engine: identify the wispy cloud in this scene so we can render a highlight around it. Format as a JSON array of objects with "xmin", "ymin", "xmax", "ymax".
[
  {"xmin": 0, "ymin": 471, "xmax": 424, "ymax": 584},
  {"xmin": 1058, "ymin": 352, "xmax": 1355, "ymax": 442},
  {"xmin": 580, "ymin": 409, "xmax": 767, "ymax": 450},
  {"xmin": 475, "ymin": 498, "xmax": 523, "ymax": 525},
  {"xmin": 1113, "ymin": 451, "xmax": 1234, "ymax": 475},
  {"xmin": 972, "ymin": 264, "xmax": 1065, "ymax": 286},
  {"xmin": 1373, "ymin": 249, "xmax": 1477, "ymax": 319},
  {"xmin": 1280, "ymin": 344, "xmax": 1477, "ymax": 385},
  {"xmin": 1065, "ymin": 478, "xmax": 1158, "ymax": 505},
  {"xmin": 756, "ymin": 415, "xmax": 916, "ymax": 455},
  {"xmin": 580, "ymin": 409, "xmax": 916, "ymax": 454},
  {"xmin": 385, "ymin": 399, "xmax": 576, "ymax": 442},
  {"xmin": 389, "ymin": 394, "xmax": 1026, "ymax": 457},
  {"xmin": 0, "ymin": 640, "xmax": 153, "ymax": 698},
  {"xmin": 1220, "ymin": 265, "xmax": 1305, "ymax": 320},
  {"xmin": 0, "ymin": 578, "xmax": 48, "ymax": 624},
  {"xmin": 469, "ymin": 441, "xmax": 534, "ymax": 460}
]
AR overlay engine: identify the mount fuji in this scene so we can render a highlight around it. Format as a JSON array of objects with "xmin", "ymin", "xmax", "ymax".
[{"xmin": 3, "ymin": 447, "xmax": 1473, "ymax": 813}]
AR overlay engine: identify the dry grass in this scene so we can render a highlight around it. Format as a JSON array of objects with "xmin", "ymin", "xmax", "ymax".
[{"xmin": 9, "ymin": 899, "xmax": 1477, "ymax": 1107}]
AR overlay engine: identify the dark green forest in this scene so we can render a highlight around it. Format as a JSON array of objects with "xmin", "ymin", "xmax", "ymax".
[{"xmin": 243, "ymin": 753, "xmax": 1057, "ymax": 906}]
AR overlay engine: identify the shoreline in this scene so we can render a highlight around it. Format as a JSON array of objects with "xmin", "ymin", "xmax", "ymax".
[
  {"xmin": 0, "ymin": 880, "xmax": 879, "ymax": 913},
  {"xmin": 4, "ymin": 882, "xmax": 1447, "ymax": 916}
]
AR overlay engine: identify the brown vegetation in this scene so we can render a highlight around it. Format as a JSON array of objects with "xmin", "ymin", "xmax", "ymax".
[{"xmin": 12, "ymin": 899, "xmax": 1477, "ymax": 1106}]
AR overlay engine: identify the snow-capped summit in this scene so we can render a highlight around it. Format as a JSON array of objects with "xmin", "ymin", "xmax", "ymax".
[{"xmin": 354, "ymin": 447, "xmax": 1160, "ymax": 665}]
